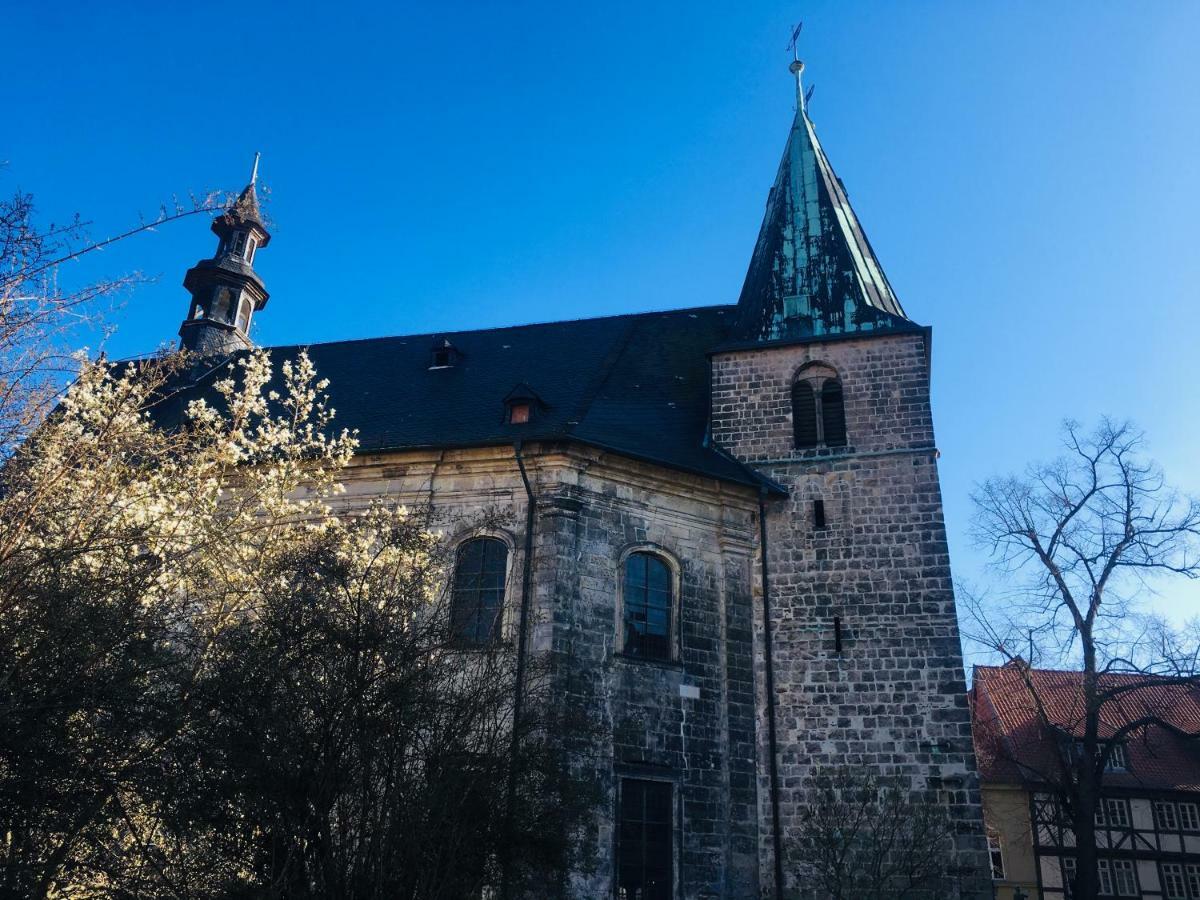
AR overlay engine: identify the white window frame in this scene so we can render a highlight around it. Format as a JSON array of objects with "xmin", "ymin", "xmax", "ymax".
[
  {"xmin": 1158, "ymin": 801, "xmax": 1180, "ymax": 831},
  {"xmin": 1105, "ymin": 798, "xmax": 1131, "ymax": 828},
  {"xmin": 1063, "ymin": 857, "xmax": 1077, "ymax": 898},
  {"xmin": 1185, "ymin": 863, "xmax": 1200, "ymax": 897},
  {"xmin": 1112, "ymin": 859, "xmax": 1136, "ymax": 896},
  {"xmin": 1162, "ymin": 862, "xmax": 1187, "ymax": 899},
  {"xmin": 986, "ymin": 829, "xmax": 1005, "ymax": 880},
  {"xmin": 1180, "ymin": 802, "xmax": 1200, "ymax": 832},
  {"xmin": 1097, "ymin": 859, "xmax": 1114, "ymax": 895},
  {"xmin": 1105, "ymin": 743, "xmax": 1129, "ymax": 771}
]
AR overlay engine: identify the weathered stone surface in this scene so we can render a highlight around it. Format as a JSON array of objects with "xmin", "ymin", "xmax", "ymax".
[{"xmin": 712, "ymin": 329, "xmax": 991, "ymax": 899}]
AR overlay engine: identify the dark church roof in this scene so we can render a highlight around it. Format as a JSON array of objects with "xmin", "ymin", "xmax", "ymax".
[
  {"xmin": 159, "ymin": 65, "xmax": 918, "ymax": 496},
  {"xmin": 159, "ymin": 305, "xmax": 775, "ymax": 491}
]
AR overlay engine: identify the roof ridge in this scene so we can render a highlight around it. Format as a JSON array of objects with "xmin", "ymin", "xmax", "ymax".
[{"xmin": 246, "ymin": 304, "xmax": 737, "ymax": 356}]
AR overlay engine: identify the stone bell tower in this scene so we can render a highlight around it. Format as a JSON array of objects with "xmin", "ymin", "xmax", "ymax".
[
  {"xmin": 709, "ymin": 60, "xmax": 991, "ymax": 898},
  {"xmin": 178, "ymin": 155, "xmax": 270, "ymax": 357}
]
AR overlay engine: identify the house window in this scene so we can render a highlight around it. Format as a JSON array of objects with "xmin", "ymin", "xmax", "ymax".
[
  {"xmin": 621, "ymin": 552, "xmax": 673, "ymax": 661},
  {"xmin": 1162, "ymin": 863, "xmax": 1187, "ymax": 899},
  {"xmin": 1158, "ymin": 801, "xmax": 1180, "ymax": 831},
  {"xmin": 450, "ymin": 537, "xmax": 507, "ymax": 646},
  {"xmin": 1105, "ymin": 743, "xmax": 1129, "ymax": 771},
  {"xmin": 1181, "ymin": 802, "xmax": 1200, "ymax": 832},
  {"xmin": 1097, "ymin": 859, "xmax": 1114, "ymax": 895},
  {"xmin": 230, "ymin": 231, "xmax": 247, "ymax": 258},
  {"xmin": 1111, "ymin": 859, "xmax": 1136, "ymax": 895},
  {"xmin": 1105, "ymin": 798, "xmax": 1130, "ymax": 828},
  {"xmin": 1095, "ymin": 803, "xmax": 1106, "ymax": 826},
  {"xmin": 791, "ymin": 365, "xmax": 847, "ymax": 449},
  {"xmin": 986, "ymin": 829, "xmax": 1005, "ymax": 880},
  {"xmin": 813, "ymin": 498, "xmax": 826, "ymax": 529},
  {"xmin": 1063, "ymin": 857, "xmax": 1077, "ymax": 897},
  {"xmin": 245, "ymin": 235, "xmax": 257, "ymax": 263},
  {"xmin": 508, "ymin": 402, "xmax": 530, "ymax": 424},
  {"xmin": 1185, "ymin": 863, "xmax": 1200, "ymax": 896},
  {"xmin": 617, "ymin": 778, "xmax": 672, "ymax": 900}
]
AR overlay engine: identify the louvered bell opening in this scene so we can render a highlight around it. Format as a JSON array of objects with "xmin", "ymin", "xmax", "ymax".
[
  {"xmin": 821, "ymin": 379, "xmax": 847, "ymax": 447},
  {"xmin": 792, "ymin": 381, "xmax": 819, "ymax": 449}
]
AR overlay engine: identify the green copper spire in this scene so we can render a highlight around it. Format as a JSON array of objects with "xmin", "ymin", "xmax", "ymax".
[{"xmin": 735, "ymin": 61, "xmax": 910, "ymax": 341}]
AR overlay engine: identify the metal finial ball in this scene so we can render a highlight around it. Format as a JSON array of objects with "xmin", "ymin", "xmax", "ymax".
[{"xmin": 789, "ymin": 59, "xmax": 805, "ymax": 76}]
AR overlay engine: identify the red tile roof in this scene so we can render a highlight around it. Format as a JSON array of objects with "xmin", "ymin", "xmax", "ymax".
[{"xmin": 971, "ymin": 663, "xmax": 1200, "ymax": 793}]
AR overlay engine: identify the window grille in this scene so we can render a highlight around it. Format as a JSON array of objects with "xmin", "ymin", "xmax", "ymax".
[
  {"xmin": 617, "ymin": 779, "xmax": 672, "ymax": 900},
  {"xmin": 1104, "ymin": 798, "xmax": 1130, "ymax": 828},
  {"xmin": 1158, "ymin": 801, "xmax": 1180, "ymax": 831},
  {"xmin": 622, "ymin": 553, "xmax": 673, "ymax": 661},
  {"xmin": 1180, "ymin": 802, "xmax": 1200, "ymax": 832},
  {"xmin": 450, "ymin": 538, "xmax": 507, "ymax": 646},
  {"xmin": 1163, "ymin": 863, "xmax": 1187, "ymax": 899}
]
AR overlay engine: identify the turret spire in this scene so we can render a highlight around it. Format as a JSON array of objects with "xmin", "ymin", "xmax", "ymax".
[
  {"xmin": 178, "ymin": 159, "xmax": 272, "ymax": 357},
  {"xmin": 734, "ymin": 60, "xmax": 910, "ymax": 341}
]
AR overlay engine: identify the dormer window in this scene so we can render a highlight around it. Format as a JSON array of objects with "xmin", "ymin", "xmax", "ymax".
[
  {"xmin": 503, "ymin": 383, "xmax": 542, "ymax": 425},
  {"xmin": 429, "ymin": 339, "xmax": 459, "ymax": 369}
]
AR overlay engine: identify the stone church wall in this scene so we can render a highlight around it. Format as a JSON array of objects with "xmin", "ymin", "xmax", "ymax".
[
  {"xmin": 335, "ymin": 444, "xmax": 763, "ymax": 899},
  {"xmin": 711, "ymin": 329, "xmax": 992, "ymax": 899}
]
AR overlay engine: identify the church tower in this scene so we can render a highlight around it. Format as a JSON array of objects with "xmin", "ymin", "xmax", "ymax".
[
  {"xmin": 178, "ymin": 156, "xmax": 270, "ymax": 357},
  {"xmin": 710, "ymin": 61, "xmax": 990, "ymax": 898}
]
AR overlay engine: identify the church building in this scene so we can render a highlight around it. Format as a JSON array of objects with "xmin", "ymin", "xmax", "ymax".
[{"xmin": 169, "ymin": 61, "xmax": 989, "ymax": 899}]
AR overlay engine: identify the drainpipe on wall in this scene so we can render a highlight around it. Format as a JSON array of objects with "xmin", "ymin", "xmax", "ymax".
[
  {"xmin": 759, "ymin": 487, "xmax": 785, "ymax": 900},
  {"xmin": 501, "ymin": 440, "xmax": 537, "ymax": 900}
]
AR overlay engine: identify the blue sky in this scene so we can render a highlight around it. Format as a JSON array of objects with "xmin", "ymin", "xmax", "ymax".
[{"xmin": 4, "ymin": 1, "xmax": 1198, "ymax": 632}]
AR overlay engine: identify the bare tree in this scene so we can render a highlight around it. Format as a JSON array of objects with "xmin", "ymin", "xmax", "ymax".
[
  {"xmin": 965, "ymin": 418, "xmax": 1200, "ymax": 900},
  {"xmin": 792, "ymin": 767, "xmax": 960, "ymax": 900},
  {"xmin": 0, "ymin": 181, "xmax": 227, "ymax": 460}
]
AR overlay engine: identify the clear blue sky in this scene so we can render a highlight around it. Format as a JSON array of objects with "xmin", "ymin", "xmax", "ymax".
[{"xmin": 5, "ymin": 2, "xmax": 1198, "ymax": 631}]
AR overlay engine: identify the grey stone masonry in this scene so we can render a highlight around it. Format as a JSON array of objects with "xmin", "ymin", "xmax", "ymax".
[{"xmin": 711, "ymin": 329, "xmax": 992, "ymax": 899}]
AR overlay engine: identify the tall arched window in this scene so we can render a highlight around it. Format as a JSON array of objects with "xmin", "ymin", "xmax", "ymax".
[
  {"xmin": 622, "ymin": 552, "xmax": 673, "ymax": 660},
  {"xmin": 792, "ymin": 364, "xmax": 848, "ymax": 449},
  {"xmin": 450, "ymin": 537, "xmax": 508, "ymax": 646}
]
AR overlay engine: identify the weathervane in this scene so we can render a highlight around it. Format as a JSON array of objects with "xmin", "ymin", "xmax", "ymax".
[
  {"xmin": 787, "ymin": 22, "xmax": 803, "ymax": 61},
  {"xmin": 786, "ymin": 22, "xmax": 815, "ymax": 112}
]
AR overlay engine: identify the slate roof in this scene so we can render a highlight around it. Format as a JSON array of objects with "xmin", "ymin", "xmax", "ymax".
[
  {"xmin": 972, "ymin": 664, "xmax": 1200, "ymax": 793},
  {"xmin": 153, "ymin": 305, "xmax": 775, "ymax": 491}
]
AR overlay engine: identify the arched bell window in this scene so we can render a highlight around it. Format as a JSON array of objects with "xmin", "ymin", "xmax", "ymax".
[
  {"xmin": 450, "ymin": 537, "xmax": 508, "ymax": 646},
  {"xmin": 792, "ymin": 363, "xmax": 848, "ymax": 449}
]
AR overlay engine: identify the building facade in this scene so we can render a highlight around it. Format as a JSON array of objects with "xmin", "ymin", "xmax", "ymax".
[
  {"xmin": 973, "ymin": 664, "xmax": 1200, "ymax": 900},
  {"xmin": 165, "ymin": 62, "xmax": 990, "ymax": 899}
]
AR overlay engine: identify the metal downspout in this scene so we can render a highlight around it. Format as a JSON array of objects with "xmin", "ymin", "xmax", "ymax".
[
  {"xmin": 759, "ymin": 488, "xmax": 785, "ymax": 900},
  {"xmin": 501, "ymin": 440, "xmax": 537, "ymax": 900}
]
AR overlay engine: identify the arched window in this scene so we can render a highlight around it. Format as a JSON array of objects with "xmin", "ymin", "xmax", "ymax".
[
  {"xmin": 450, "ymin": 537, "xmax": 508, "ymax": 646},
  {"xmin": 622, "ymin": 552, "xmax": 673, "ymax": 660},
  {"xmin": 792, "ymin": 364, "xmax": 848, "ymax": 449},
  {"xmin": 235, "ymin": 298, "xmax": 251, "ymax": 332}
]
